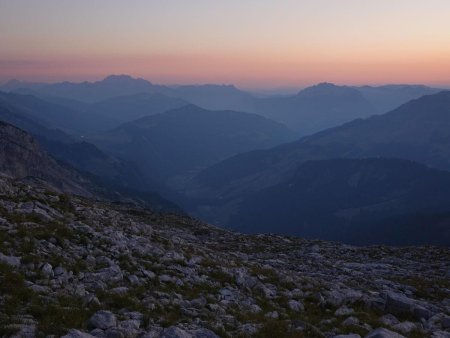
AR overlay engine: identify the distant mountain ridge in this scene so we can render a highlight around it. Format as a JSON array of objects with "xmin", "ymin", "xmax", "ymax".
[
  {"xmin": 2, "ymin": 75, "xmax": 442, "ymax": 135},
  {"xmin": 84, "ymin": 92, "xmax": 188, "ymax": 126},
  {"xmin": 355, "ymin": 84, "xmax": 441, "ymax": 114},
  {"xmin": 4, "ymin": 75, "xmax": 168, "ymax": 103},
  {"xmin": 255, "ymin": 82, "xmax": 377, "ymax": 135},
  {"xmin": 1, "ymin": 76, "xmax": 450, "ymax": 245},
  {"xmin": 188, "ymin": 90, "xmax": 450, "ymax": 228},
  {"xmin": 89, "ymin": 104, "xmax": 296, "ymax": 183},
  {"xmin": 168, "ymin": 84, "xmax": 256, "ymax": 112},
  {"xmin": 195, "ymin": 90, "xmax": 450, "ymax": 190}
]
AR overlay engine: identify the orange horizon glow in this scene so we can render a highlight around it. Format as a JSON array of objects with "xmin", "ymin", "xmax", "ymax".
[
  {"xmin": 1, "ymin": 0, "xmax": 450, "ymax": 89},
  {"xmin": 3, "ymin": 54, "xmax": 450, "ymax": 90}
]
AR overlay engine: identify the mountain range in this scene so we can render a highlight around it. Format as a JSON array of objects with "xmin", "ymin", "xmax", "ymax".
[
  {"xmin": 193, "ymin": 91, "xmax": 450, "ymax": 195},
  {"xmin": 2, "ymin": 75, "xmax": 442, "ymax": 135},
  {"xmin": 84, "ymin": 92, "xmax": 187, "ymax": 126},
  {"xmin": 188, "ymin": 91, "xmax": 450, "ymax": 242},
  {"xmin": 0, "ymin": 120, "xmax": 180, "ymax": 212},
  {"xmin": 0, "ymin": 93, "xmax": 151, "ymax": 192},
  {"xmin": 254, "ymin": 83, "xmax": 376, "ymax": 135},
  {"xmin": 1, "ymin": 76, "xmax": 449, "ymax": 245},
  {"xmin": 2, "ymin": 75, "xmax": 167, "ymax": 103},
  {"xmin": 89, "ymin": 104, "xmax": 296, "ymax": 183}
]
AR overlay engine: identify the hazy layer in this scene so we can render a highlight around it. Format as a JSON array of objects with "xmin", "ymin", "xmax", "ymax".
[{"xmin": 1, "ymin": 0, "xmax": 450, "ymax": 88}]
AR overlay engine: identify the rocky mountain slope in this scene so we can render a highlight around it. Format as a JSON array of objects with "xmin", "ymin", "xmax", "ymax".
[
  {"xmin": 0, "ymin": 97, "xmax": 73, "ymax": 144},
  {"xmin": 0, "ymin": 121, "xmax": 179, "ymax": 213},
  {"xmin": 0, "ymin": 176, "xmax": 449, "ymax": 337},
  {"xmin": 0, "ymin": 97, "xmax": 162, "ymax": 195},
  {"xmin": 0, "ymin": 121, "xmax": 91, "ymax": 197}
]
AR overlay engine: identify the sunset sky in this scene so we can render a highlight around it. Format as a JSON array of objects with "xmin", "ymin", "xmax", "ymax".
[{"xmin": 1, "ymin": 0, "xmax": 450, "ymax": 89}]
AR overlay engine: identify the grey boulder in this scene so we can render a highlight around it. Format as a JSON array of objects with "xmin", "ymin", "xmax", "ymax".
[
  {"xmin": 365, "ymin": 328, "xmax": 406, "ymax": 338},
  {"xmin": 89, "ymin": 311, "xmax": 117, "ymax": 330}
]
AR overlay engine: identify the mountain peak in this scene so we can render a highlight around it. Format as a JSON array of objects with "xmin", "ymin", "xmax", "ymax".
[
  {"xmin": 103, "ymin": 74, "xmax": 133, "ymax": 81},
  {"xmin": 297, "ymin": 82, "xmax": 357, "ymax": 97},
  {"xmin": 316, "ymin": 82, "xmax": 338, "ymax": 88},
  {"xmin": 101, "ymin": 74, "xmax": 152, "ymax": 85}
]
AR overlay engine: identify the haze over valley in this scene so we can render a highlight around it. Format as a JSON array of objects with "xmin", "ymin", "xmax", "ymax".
[{"xmin": 0, "ymin": 1, "xmax": 449, "ymax": 337}]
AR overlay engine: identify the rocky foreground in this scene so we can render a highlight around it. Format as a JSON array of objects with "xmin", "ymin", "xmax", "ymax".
[{"xmin": 0, "ymin": 175, "xmax": 449, "ymax": 338}]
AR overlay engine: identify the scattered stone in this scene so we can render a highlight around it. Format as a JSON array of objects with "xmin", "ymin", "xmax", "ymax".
[
  {"xmin": 61, "ymin": 329, "xmax": 96, "ymax": 338},
  {"xmin": 159, "ymin": 326, "xmax": 191, "ymax": 338},
  {"xmin": 54, "ymin": 266, "xmax": 67, "ymax": 276},
  {"xmin": 392, "ymin": 321, "xmax": 417, "ymax": 334},
  {"xmin": 431, "ymin": 331, "xmax": 450, "ymax": 338},
  {"xmin": 443, "ymin": 316, "xmax": 450, "ymax": 330},
  {"xmin": 0, "ymin": 252, "xmax": 21, "ymax": 267},
  {"xmin": 379, "ymin": 314, "xmax": 400, "ymax": 327},
  {"xmin": 104, "ymin": 327, "xmax": 124, "ymax": 338},
  {"xmin": 239, "ymin": 323, "xmax": 260, "ymax": 335},
  {"xmin": 342, "ymin": 316, "xmax": 359, "ymax": 326},
  {"xmin": 335, "ymin": 306, "xmax": 354, "ymax": 316},
  {"xmin": 413, "ymin": 305, "xmax": 431, "ymax": 320},
  {"xmin": 365, "ymin": 328, "xmax": 406, "ymax": 338},
  {"xmin": 0, "ymin": 176, "xmax": 447, "ymax": 337},
  {"xmin": 40, "ymin": 262, "xmax": 54, "ymax": 278},
  {"xmin": 384, "ymin": 292, "xmax": 414, "ymax": 316},
  {"xmin": 89, "ymin": 311, "xmax": 117, "ymax": 330},
  {"xmin": 110, "ymin": 286, "xmax": 129, "ymax": 295},
  {"xmin": 127, "ymin": 274, "xmax": 140, "ymax": 285},
  {"xmin": 288, "ymin": 299, "xmax": 304, "ymax": 312},
  {"xmin": 265, "ymin": 311, "xmax": 279, "ymax": 319}
]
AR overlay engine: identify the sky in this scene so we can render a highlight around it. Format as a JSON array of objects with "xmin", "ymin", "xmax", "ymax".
[{"xmin": 1, "ymin": 0, "xmax": 450, "ymax": 89}]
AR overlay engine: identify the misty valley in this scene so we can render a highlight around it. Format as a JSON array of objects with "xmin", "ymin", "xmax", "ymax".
[
  {"xmin": 1, "ymin": 76, "xmax": 449, "ymax": 246},
  {"xmin": 0, "ymin": 75, "xmax": 449, "ymax": 337}
]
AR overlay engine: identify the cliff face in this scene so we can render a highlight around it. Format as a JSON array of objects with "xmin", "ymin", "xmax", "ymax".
[{"xmin": 0, "ymin": 121, "xmax": 91, "ymax": 196}]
